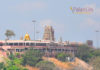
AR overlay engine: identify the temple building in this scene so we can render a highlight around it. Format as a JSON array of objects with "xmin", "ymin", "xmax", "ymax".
[
  {"xmin": 0, "ymin": 25, "xmax": 92, "ymax": 56},
  {"xmin": 43, "ymin": 25, "xmax": 55, "ymax": 41}
]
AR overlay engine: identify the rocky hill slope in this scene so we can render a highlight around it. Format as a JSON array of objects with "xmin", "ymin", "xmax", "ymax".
[{"xmin": 43, "ymin": 57, "xmax": 93, "ymax": 70}]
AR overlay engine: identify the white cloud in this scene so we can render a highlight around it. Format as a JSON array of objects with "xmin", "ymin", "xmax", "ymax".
[{"xmin": 15, "ymin": 1, "xmax": 47, "ymax": 12}]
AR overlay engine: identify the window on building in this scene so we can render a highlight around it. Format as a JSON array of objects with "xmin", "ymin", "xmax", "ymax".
[
  {"xmin": 26, "ymin": 43, "xmax": 29, "ymax": 46},
  {"xmin": 19, "ymin": 43, "xmax": 23, "ymax": 46},
  {"xmin": 14, "ymin": 43, "xmax": 18, "ymax": 46},
  {"xmin": 8, "ymin": 43, "xmax": 13, "ymax": 46},
  {"xmin": 30, "ymin": 43, "xmax": 35, "ymax": 46}
]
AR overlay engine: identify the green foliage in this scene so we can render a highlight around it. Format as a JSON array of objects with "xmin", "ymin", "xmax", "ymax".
[
  {"xmin": 91, "ymin": 49, "xmax": 100, "ymax": 57},
  {"xmin": 6, "ymin": 53, "xmax": 28, "ymax": 70},
  {"xmin": 22, "ymin": 50, "xmax": 43, "ymax": 66},
  {"xmin": 5, "ymin": 29, "xmax": 15, "ymax": 40},
  {"xmin": 16, "ymin": 53, "xmax": 20, "ymax": 58},
  {"xmin": 36, "ymin": 61, "xmax": 55, "ymax": 70},
  {"xmin": 4, "ymin": 60, "xmax": 19, "ymax": 70},
  {"xmin": 5, "ymin": 59, "xmax": 28, "ymax": 70},
  {"xmin": 56, "ymin": 53, "xmax": 69, "ymax": 62},
  {"xmin": 88, "ymin": 49, "xmax": 100, "ymax": 70},
  {"xmin": 7, "ymin": 65, "xmax": 20, "ymax": 70},
  {"xmin": 76, "ymin": 45, "xmax": 100, "ymax": 63},
  {"xmin": 0, "ymin": 62, "xmax": 4, "ymax": 70},
  {"xmin": 76, "ymin": 45, "xmax": 93, "ymax": 62},
  {"xmin": 8, "ymin": 53, "xmax": 15, "ymax": 60},
  {"xmin": 23, "ymin": 68, "xmax": 28, "ymax": 70},
  {"xmin": 14, "ymin": 58, "xmax": 23, "ymax": 65},
  {"xmin": 89, "ymin": 56, "xmax": 100, "ymax": 70}
]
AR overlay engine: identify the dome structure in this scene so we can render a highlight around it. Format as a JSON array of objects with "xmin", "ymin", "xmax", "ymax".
[{"xmin": 24, "ymin": 33, "xmax": 31, "ymax": 41}]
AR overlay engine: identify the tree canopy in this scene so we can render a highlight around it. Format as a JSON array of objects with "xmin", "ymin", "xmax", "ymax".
[
  {"xmin": 5, "ymin": 30, "xmax": 15, "ymax": 40},
  {"xmin": 89, "ymin": 56, "xmax": 100, "ymax": 70},
  {"xmin": 36, "ymin": 61, "xmax": 55, "ymax": 70},
  {"xmin": 22, "ymin": 50, "xmax": 43, "ymax": 66},
  {"xmin": 76, "ymin": 44, "xmax": 93, "ymax": 62},
  {"xmin": 56, "ymin": 53, "xmax": 69, "ymax": 62}
]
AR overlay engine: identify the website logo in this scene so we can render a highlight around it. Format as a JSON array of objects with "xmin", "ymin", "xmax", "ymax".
[{"xmin": 70, "ymin": 7, "xmax": 94, "ymax": 14}]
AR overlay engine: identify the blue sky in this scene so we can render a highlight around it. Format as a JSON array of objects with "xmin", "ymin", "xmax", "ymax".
[{"xmin": 0, "ymin": 0, "xmax": 100, "ymax": 48}]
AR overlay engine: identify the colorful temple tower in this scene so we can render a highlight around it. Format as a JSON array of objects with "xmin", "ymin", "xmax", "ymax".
[{"xmin": 43, "ymin": 25, "xmax": 55, "ymax": 41}]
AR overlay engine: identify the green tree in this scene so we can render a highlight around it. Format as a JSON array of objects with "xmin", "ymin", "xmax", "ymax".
[
  {"xmin": 76, "ymin": 44, "xmax": 93, "ymax": 62},
  {"xmin": 16, "ymin": 53, "xmax": 20, "ymax": 58},
  {"xmin": 89, "ymin": 56, "xmax": 100, "ymax": 70},
  {"xmin": 8, "ymin": 53, "xmax": 15, "ymax": 60},
  {"xmin": 5, "ymin": 59, "xmax": 28, "ymax": 70},
  {"xmin": 36, "ymin": 61, "xmax": 55, "ymax": 70},
  {"xmin": 91, "ymin": 49, "xmax": 100, "ymax": 57},
  {"xmin": 0, "ymin": 62, "xmax": 4, "ymax": 70},
  {"xmin": 22, "ymin": 50, "xmax": 43, "ymax": 66},
  {"xmin": 56, "ymin": 53, "xmax": 69, "ymax": 62},
  {"xmin": 7, "ymin": 65, "xmax": 20, "ymax": 70},
  {"xmin": 5, "ymin": 30, "xmax": 15, "ymax": 40},
  {"xmin": 23, "ymin": 68, "xmax": 28, "ymax": 70}
]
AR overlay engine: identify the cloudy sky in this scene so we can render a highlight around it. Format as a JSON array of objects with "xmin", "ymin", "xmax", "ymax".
[{"xmin": 0, "ymin": 0, "xmax": 100, "ymax": 48}]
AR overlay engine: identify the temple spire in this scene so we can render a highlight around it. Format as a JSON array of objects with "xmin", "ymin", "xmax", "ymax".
[{"xmin": 43, "ymin": 25, "xmax": 55, "ymax": 41}]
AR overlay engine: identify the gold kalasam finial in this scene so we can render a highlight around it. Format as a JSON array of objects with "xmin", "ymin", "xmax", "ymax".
[{"xmin": 24, "ymin": 33, "xmax": 31, "ymax": 41}]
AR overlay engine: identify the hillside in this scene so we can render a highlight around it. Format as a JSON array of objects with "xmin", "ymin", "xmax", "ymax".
[
  {"xmin": 43, "ymin": 57, "xmax": 93, "ymax": 70},
  {"xmin": 25, "ymin": 65, "xmax": 39, "ymax": 70},
  {"xmin": 0, "ymin": 51, "xmax": 93, "ymax": 70}
]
